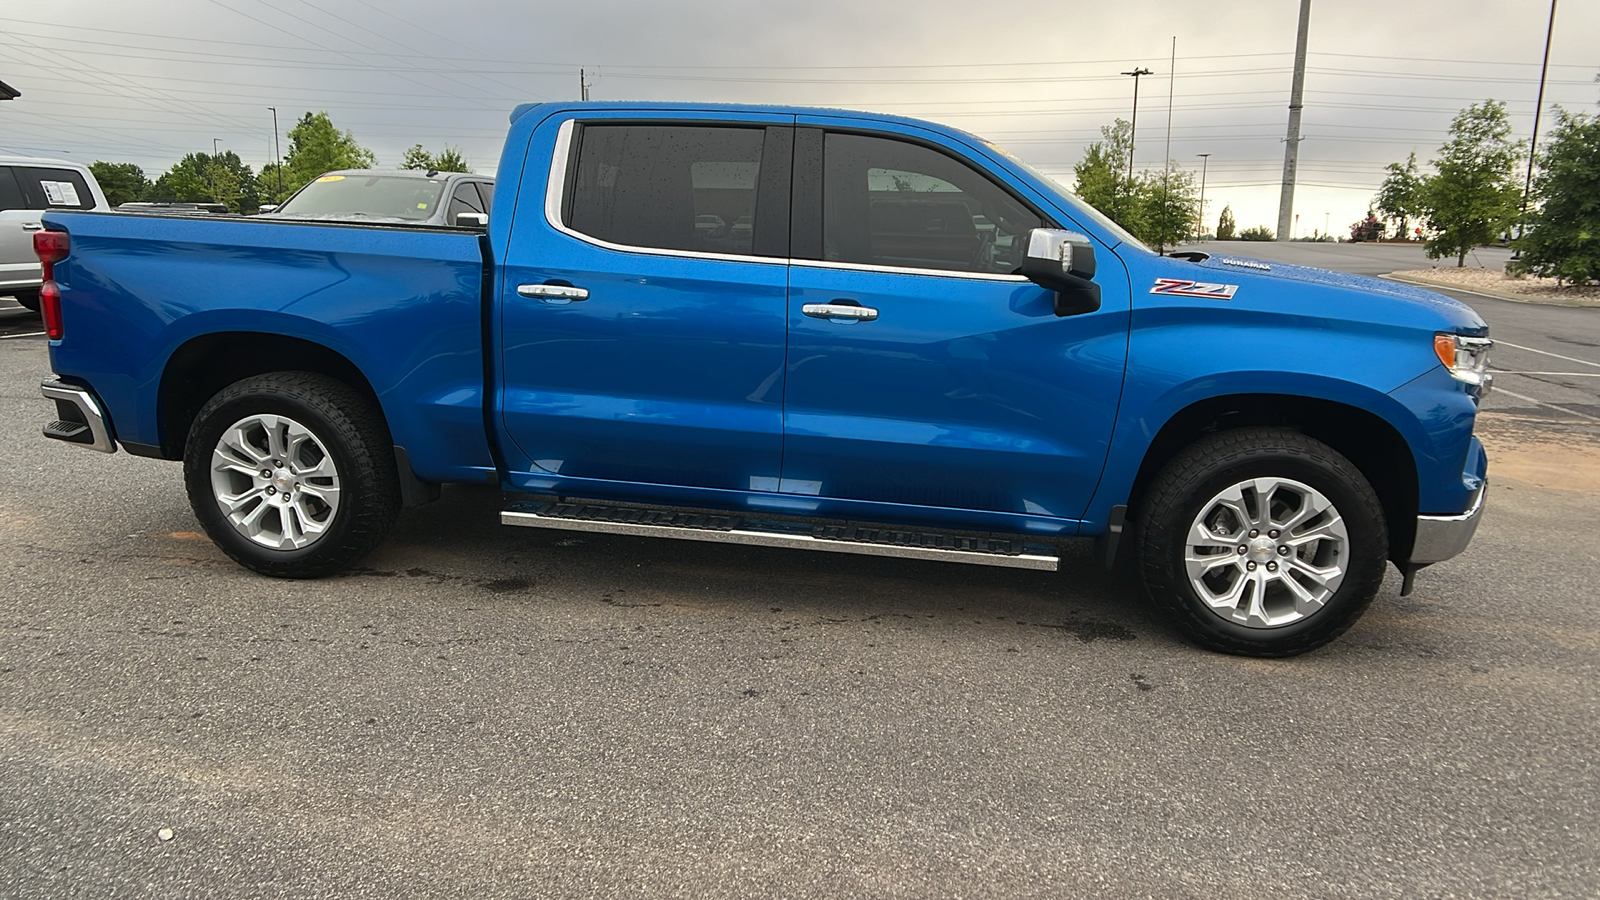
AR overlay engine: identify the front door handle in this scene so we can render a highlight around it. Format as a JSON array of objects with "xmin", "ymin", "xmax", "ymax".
[
  {"xmin": 518, "ymin": 283, "xmax": 589, "ymax": 302},
  {"xmin": 22, "ymin": 223, "xmax": 43, "ymax": 232},
  {"xmin": 802, "ymin": 301, "xmax": 879, "ymax": 322}
]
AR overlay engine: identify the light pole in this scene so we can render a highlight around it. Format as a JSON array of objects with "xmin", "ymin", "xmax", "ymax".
[
  {"xmin": 1518, "ymin": 0, "xmax": 1558, "ymax": 245},
  {"xmin": 211, "ymin": 138, "xmax": 221, "ymax": 203},
  {"xmin": 1196, "ymin": 153, "xmax": 1211, "ymax": 240},
  {"xmin": 268, "ymin": 106, "xmax": 283, "ymax": 200},
  {"xmin": 1121, "ymin": 67, "xmax": 1153, "ymax": 182}
]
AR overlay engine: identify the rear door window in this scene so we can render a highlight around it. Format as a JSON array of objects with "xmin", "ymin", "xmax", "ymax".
[
  {"xmin": 15, "ymin": 167, "xmax": 95, "ymax": 210},
  {"xmin": 565, "ymin": 124, "xmax": 768, "ymax": 257},
  {"xmin": 447, "ymin": 182, "xmax": 486, "ymax": 221},
  {"xmin": 0, "ymin": 167, "xmax": 24, "ymax": 212}
]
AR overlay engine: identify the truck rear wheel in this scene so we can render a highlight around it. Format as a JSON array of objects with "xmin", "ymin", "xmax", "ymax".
[
  {"xmin": 183, "ymin": 372, "xmax": 400, "ymax": 578},
  {"xmin": 1137, "ymin": 428, "xmax": 1389, "ymax": 657},
  {"xmin": 11, "ymin": 290, "xmax": 40, "ymax": 313}
]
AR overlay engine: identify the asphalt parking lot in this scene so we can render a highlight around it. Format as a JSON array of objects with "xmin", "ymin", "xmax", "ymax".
[{"xmin": 2, "ymin": 261, "xmax": 1597, "ymax": 897}]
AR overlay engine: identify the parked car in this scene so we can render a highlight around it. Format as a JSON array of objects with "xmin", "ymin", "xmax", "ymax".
[
  {"xmin": 33, "ymin": 102, "xmax": 1491, "ymax": 656},
  {"xmin": 1, "ymin": 156, "xmax": 109, "ymax": 311},
  {"xmin": 262, "ymin": 169, "xmax": 494, "ymax": 229}
]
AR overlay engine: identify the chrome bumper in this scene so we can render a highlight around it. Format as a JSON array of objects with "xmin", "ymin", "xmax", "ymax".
[
  {"xmin": 40, "ymin": 380, "xmax": 118, "ymax": 454},
  {"xmin": 1409, "ymin": 483, "xmax": 1486, "ymax": 565}
]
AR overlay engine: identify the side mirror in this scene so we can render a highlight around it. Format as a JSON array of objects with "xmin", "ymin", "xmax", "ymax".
[
  {"xmin": 455, "ymin": 212, "xmax": 489, "ymax": 229},
  {"xmin": 257, "ymin": 204, "xmax": 279, "ymax": 214},
  {"xmin": 1020, "ymin": 228, "xmax": 1101, "ymax": 316}
]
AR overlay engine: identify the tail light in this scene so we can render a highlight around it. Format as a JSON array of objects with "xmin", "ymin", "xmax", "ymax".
[{"xmin": 33, "ymin": 229, "xmax": 69, "ymax": 340}]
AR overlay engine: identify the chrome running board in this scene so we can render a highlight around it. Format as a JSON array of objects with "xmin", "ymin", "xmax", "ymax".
[{"xmin": 502, "ymin": 500, "xmax": 1059, "ymax": 571}]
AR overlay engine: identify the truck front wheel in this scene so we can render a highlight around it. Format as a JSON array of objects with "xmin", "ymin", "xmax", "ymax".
[
  {"xmin": 1138, "ymin": 428, "xmax": 1389, "ymax": 657},
  {"xmin": 183, "ymin": 372, "xmax": 400, "ymax": 578}
]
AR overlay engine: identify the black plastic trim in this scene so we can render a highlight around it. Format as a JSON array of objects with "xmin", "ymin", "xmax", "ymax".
[{"xmin": 790, "ymin": 127, "xmax": 824, "ymax": 261}]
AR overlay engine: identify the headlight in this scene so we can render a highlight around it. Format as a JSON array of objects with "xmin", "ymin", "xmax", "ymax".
[{"xmin": 1434, "ymin": 333, "xmax": 1493, "ymax": 393}]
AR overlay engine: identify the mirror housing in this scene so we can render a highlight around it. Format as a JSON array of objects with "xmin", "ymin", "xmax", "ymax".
[
  {"xmin": 1019, "ymin": 228, "xmax": 1101, "ymax": 316},
  {"xmin": 257, "ymin": 204, "xmax": 279, "ymax": 214},
  {"xmin": 454, "ymin": 212, "xmax": 489, "ymax": 230}
]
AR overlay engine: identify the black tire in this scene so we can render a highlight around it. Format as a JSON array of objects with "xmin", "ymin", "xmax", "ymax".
[
  {"xmin": 1138, "ymin": 428, "xmax": 1389, "ymax": 657},
  {"xmin": 11, "ymin": 290, "xmax": 40, "ymax": 313},
  {"xmin": 183, "ymin": 372, "xmax": 400, "ymax": 578}
]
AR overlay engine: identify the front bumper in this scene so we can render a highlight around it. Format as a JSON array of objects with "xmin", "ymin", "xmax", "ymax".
[
  {"xmin": 1409, "ymin": 482, "xmax": 1486, "ymax": 565},
  {"xmin": 40, "ymin": 380, "xmax": 118, "ymax": 454}
]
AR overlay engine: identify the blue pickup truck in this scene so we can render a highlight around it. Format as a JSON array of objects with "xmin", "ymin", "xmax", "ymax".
[{"xmin": 33, "ymin": 102, "xmax": 1491, "ymax": 656}]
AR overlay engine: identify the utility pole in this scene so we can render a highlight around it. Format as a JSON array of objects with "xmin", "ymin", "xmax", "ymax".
[
  {"xmin": 580, "ymin": 68, "xmax": 591, "ymax": 101},
  {"xmin": 1196, "ymin": 153, "xmax": 1211, "ymax": 239},
  {"xmin": 268, "ymin": 106, "xmax": 283, "ymax": 199},
  {"xmin": 1161, "ymin": 36, "xmax": 1176, "ymax": 252},
  {"xmin": 1276, "ymin": 0, "xmax": 1311, "ymax": 241},
  {"xmin": 1518, "ymin": 0, "xmax": 1557, "ymax": 243},
  {"xmin": 211, "ymin": 138, "xmax": 221, "ymax": 203},
  {"xmin": 1121, "ymin": 67, "xmax": 1153, "ymax": 182}
]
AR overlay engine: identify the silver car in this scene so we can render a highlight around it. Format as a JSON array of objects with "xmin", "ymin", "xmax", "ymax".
[
  {"xmin": 263, "ymin": 169, "xmax": 494, "ymax": 229},
  {"xmin": 1, "ymin": 156, "xmax": 110, "ymax": 311}
]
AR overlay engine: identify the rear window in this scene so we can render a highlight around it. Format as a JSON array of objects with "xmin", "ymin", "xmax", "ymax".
[
  {"xmin": 13, "ymin": 166, "xmax": 95, "ymax": 210},
  {"xmin": 279, "ymin": 174, "xmax": 447, "ymax": 221}
]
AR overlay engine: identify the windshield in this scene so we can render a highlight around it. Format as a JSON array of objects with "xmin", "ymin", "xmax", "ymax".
[
  {"xmin": 279, "ymin": 173, "xmax": 447, "ymax": 221},
  {"xmin": 986, "ymin": 146, "xmax": 1153, "ymax": 254}
]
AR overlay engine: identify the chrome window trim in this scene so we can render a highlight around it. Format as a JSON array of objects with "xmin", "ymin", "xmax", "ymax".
[
  {"xmin": 792, "ymin": 258, "xmax": 1028, "ymax": 283},
  {"xmin": 544, "ymin": 117, "xmax": 1033, "ymax": 283}
]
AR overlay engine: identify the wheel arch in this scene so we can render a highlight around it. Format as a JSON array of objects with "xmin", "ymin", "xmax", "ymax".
[
  {"xmin": 1122, "ymin": 393, "xmax": 1419, "ymax": 562},
  {"xmin": 156, "ymin": 331, "xmax": 384, "ymax": 460}
]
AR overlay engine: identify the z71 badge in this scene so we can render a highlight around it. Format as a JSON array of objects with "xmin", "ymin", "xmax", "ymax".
[{"xmin": 1149, "ymin": 278, "xmax": 1239, "ymax": 300}]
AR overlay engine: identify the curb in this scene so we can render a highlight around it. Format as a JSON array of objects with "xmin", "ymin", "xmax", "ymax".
[{"xmin": 1382, "ymin": 272, "xmax": 1600, "ymax": 309}]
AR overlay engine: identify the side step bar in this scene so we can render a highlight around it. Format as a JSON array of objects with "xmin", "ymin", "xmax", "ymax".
[{"xmin": 502, "ymin": 500, "xmax": 1060, "ymax": 571}]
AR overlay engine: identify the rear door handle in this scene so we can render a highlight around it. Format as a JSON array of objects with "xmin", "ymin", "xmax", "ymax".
[
  {"xmin": 517, "ymin": 283, "xmax": 589, "ymax": 302},
  {"xmin": 802, "ymin": 301, "xmax": 878, "ymax": 322},
  {"xmin": 22, "ymin": 223, "xmax": 43, "ymax": 232}
]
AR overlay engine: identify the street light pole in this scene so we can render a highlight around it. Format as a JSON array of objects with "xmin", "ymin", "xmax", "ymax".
[
  {"xmin": 1121, "ymin": 67, "xmax": 1153, "ymax": 183},
  {"xmin": 1518, "ymin": 0, "xmax": 1558, "ymax": 243},
  {"xmin": 211, "ymin": 138, "xmax": 221, "ymax": 203},
  {"xmin": 1196, "ymin": 153, "xmax": 1211, "ymax": 239},
  {"xmin": 268, "ymin": 106, "xmax": 283, "ymax": 200}
]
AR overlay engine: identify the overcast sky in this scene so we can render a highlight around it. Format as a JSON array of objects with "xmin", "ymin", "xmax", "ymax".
[{"xmin": 3, "ymin": 0, "xmax": 1597, "ymax": 236}]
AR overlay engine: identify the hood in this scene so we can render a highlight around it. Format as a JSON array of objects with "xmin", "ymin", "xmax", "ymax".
[{"xmin": 1178, "ymin": 253, "xmax": 1488, "ymax": 336}]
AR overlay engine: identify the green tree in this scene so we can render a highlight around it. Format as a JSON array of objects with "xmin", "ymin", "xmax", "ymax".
[
  {"xmin": 148, "ymin": 151, "xmax": 259, "ymax": 213},
  {"xmin": 1418, "ymin": 100, "xmax": 1523, "ymax": 266},
  {"xmin": 88, "ymin": 161, "xmax": 149, "ymax": 207},
  {"xmin": 400, "ymin": 144, "xmax": 472, "ymax": 173},
  {"xmin": 275, "ymin": 111, "xmax": 378, "ymax": 199},
  {"xmin": 1215, "ymin": 204, "xmax": 1236, "ymax": 240},
  {"xmin": 1511, "ymin": 109, "xmax": 1600, "ymax": 284},
  {"xmin": 1374, "ymin": 152, "xmax": 1422, "ymax": 239},
  {"xmin": 1073, "ymin": 119, "xmax": 1144, "ymax": 235},
  {"xmin": 1238, "ymin": 225, "xmax": 1274, "ymax": 241},
  {"xmin": 1136, "ymin": 163, "xmax": 1199, "ymax": 252}
]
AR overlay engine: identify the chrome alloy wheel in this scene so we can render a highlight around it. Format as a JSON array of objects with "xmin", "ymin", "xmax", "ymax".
[
  {"xmin": 1184, "ymin": 476, "xmax": 1349, "ymax": 628},
  {"xmin": 209, "ymin": 414, "xmax": 342, "ymax": 551}
]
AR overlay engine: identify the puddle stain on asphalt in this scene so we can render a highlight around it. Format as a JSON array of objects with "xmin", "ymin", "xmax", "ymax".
[{"xmin": 1476, "ymin": 413, "xmax": 1600, "ymax": 494}]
